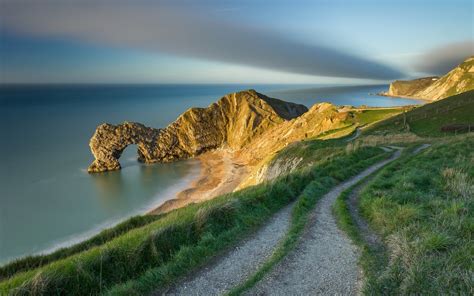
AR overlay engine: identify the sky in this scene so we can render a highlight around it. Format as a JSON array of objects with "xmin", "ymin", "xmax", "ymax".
[{"xmin": 0, "ymin": 0, "xmax": 472, "ymax": 84}]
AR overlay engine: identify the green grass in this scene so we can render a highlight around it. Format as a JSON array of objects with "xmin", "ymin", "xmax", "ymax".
[
  {"xmin": 366, "ymin": 91, "xmax": 474, "ymax": 137},
  {"xmin": 313, "ymin": 108, "xmax": 403, "ymax": 140},
  {"xmin": 343, "ymin": 136, "xmax": 474, "ymax": 294},
  {"xmin": 0, "ymin": 215, "xmax": 165, "ymax": 280},
  {"xmin": 315, "ymin": 123, "xmax": 355, "ymax": 139},
  {"xmin": 333, "ymin": 177, "xmax": 388, "ymax": 294},
  {"xmin": 270, "ymin": 113, "xmax": 397, "ymax": 171},
  {"xmin": 0, "ymin": 145, "xmax": 387, "ymax": 295},
  {"xmin": 268, "ymin": 137, "xmax": 346, "ymax": 170},
  {"xmin": 354, "ymin": 108, "xmax": 405, "ymax": 126},
  {"xmin": 227, "ymin": 148, "xmax": 390, "ymax": 295}
]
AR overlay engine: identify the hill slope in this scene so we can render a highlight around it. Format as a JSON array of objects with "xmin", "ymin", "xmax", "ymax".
[
  {"xmin": 368, "ymin": 90, "xmax": 474, "ymax": 137},
  {"xmin": 384, "ymin": 56, "xmax": 474, "ymax": 100}
]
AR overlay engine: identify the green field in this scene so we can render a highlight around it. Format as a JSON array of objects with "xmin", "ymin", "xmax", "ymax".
[{"xmin": 366, "ymin": 90, "xmax": 474, "ymax": 137}]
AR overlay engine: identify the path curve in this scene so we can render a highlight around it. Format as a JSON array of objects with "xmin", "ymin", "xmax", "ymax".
[
  {"xmin": 247, "ymin": 148, "xmax": 402, "ymax": 295},
  {"xmin": 413, "ymin": 143, "xmax": 431, "ymax": 154},
  {"xmin": 346, "ymin": 128, "xmax": 361, "ymax": 142},
  {"xmin": 161, "ymin": 203, "xmax": 294, "ymax": 296}
]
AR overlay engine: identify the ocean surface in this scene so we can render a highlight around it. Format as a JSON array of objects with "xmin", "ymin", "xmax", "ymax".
[{"xmin": 0, "ymin": 84, "xmax": 423, "ymax": 264}]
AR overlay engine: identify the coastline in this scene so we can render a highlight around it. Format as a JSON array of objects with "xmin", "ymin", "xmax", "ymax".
[
  {"xmin": 376, "ymin": 92, "xmax": 431, "ymax": 102},
  {"xmin": 148, "ymin": 150, "xmax": 248, "ymax": 215}
]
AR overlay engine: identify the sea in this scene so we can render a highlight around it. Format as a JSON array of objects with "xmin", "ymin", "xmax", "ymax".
[{"xmin": 0, "ymin": 84, "xmax": 423, "ymax": 265}]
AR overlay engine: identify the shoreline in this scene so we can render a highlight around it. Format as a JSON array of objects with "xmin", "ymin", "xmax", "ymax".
[
  {"xmin": 148, "ymin": 150, "xmax": 248, "ymax": 215},
  {"xmin": 376, "ymin": 92, "xmax": 431, "ymax": 102}
]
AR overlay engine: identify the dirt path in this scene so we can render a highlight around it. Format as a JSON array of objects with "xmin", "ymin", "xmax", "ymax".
[
  {"xmin": 247, "ymin": 149, "xmax": 402, "ymax": 295},
  {"xmin": 413, "ymin": 143, "xmax": 431, "ymax": 154},
  {"xmin": 162, "ymin": 203, "xmax": 294, "ymax": 296},
  {"xmin": 346, "ymin": 128, "xmax": 361, "ymax": 142}
]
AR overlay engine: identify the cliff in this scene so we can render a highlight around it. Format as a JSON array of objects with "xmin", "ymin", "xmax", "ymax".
[
  {"xmin": 384, "ymin": 56, "xmax": 474, "ymax": 100},
  {"xmin": 239, "ymin": 102, "xmax": 349, "ymax": 164},
  {"xmin": 386, "ymin": 77, "xmax": 439, "ymax": 97},
  {"xmin": 237, "ymin": 102, "xmax": 351, "ymax": 187},
  {"xmin": 88, "ymin": 90, "xmax": 307, "ymax": 173}
]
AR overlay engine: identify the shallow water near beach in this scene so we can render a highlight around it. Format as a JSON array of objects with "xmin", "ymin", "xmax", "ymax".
[{"xmin": 0, "ymin": 84, "xmax": 423, "ymax": 264}]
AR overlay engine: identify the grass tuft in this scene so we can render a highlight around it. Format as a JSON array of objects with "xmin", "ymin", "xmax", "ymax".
[{"xmin": 346, "ymin": 136, "xmax": 474, "ymax": 294}]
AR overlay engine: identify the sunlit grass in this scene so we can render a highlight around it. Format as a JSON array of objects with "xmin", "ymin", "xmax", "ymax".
[{"xmin": 355, "ymin": 137, "xmax": 474, "ymax": 294}]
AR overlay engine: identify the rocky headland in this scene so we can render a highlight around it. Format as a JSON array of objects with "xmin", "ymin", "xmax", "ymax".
[
  {"xmin": 88, "ymin": 89, "xmax": 361, "ymax": 213},
  {"xmin": 381, "ymin": 56, "xmax": 474, "ymax": 100},
  {"xmin": 88, "ymin": 90, "xmax": 307, "ymax": 173}
]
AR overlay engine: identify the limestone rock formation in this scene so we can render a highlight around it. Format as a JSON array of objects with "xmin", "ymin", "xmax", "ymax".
[
  {"xmin": 88, "ymin": 90, "xmax": 307, "ymax": 173},
  {"xmin": 384, "ymin": 56, "xmax": 474, "ymax": 100},
  {"xmin": 237, "ymin": 102, "xmax": 351, "ymax": 187},
  {"xmin": 239, "ymin": 102, "xmax": 350, "ymax": 164},
  {"xmin": 386, "ymin": 77, "xmax": 439, "ymax": 98},
  {"xmin": 88, "ymin": 122, "xmax": 161, "ymax": 173}
]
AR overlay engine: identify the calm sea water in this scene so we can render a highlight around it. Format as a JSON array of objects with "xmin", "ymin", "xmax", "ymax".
[{"xmin": 0, "ymin": 84, "xmax": 423, "ymax": 264}]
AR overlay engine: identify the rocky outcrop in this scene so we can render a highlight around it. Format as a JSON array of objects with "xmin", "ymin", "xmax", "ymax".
[
  {"xmin": 88, "ymin": 122, "xmax": 161, "ymax": 172},
  {"xmin": 88, "ymin": 90, "xmax": 307, "ymax": 173},
  {"xmin": 237, "ymin": 102, "xmax": 352, "ymax": 188},
  {"xmin": 239, "ymin": 102, "xmax": 350, "ymax": 164},
  {"xmin": 383, "ymin": 56, "xmax": 474, "ymax": 100},
  {"xmin": 253, "ymin": 156, "xmax": 303, "ymax": 185},
  {"xmin": 385, "ymin": 77, "xmax": 439, "ymax": 97}
]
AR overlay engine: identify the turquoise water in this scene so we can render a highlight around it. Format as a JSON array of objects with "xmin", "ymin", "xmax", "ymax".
[{"xmin": 0, "ymin": 84, "xmax": 423, "ymax": 264}]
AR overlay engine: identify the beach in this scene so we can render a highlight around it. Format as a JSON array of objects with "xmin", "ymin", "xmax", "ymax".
[{"xmin": 149, "ymin": 150, "xmax": 248, "ymax": 215}]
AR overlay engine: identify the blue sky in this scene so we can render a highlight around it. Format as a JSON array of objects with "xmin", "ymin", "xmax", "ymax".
[{"xmin": 0, "ymin": 0, "xmax": 472, "ymax": 84}]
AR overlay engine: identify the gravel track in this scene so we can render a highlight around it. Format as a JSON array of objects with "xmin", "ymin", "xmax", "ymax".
[
  {"xmin": 161, "ymin": 203, "xmax": 294, "ymax": 296},
  {"xmin": 413, "ymin": 143, "xmax": 431, "ymax": 154},
  {"xmin": 247, "ymin": 149, "xmax": 402, "ymax": 296}
]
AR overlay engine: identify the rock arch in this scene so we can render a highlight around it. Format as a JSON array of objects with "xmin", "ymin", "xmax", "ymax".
[{"xmin": 87, "ymin": 122, "xmax": 161, "ymax": 173}]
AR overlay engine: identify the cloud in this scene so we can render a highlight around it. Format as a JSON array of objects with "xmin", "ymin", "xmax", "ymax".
[
  {"xmin": 413, "ymin": 40, "xmax": 473, "ymax": 75},
  {"xmin": 0, "ymin": 0, "xmax": 403, "ymax": 80}
]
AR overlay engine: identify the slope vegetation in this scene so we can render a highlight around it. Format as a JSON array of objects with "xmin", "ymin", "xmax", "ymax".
[
  {"xmin": 355, "ymin": 137, "xmax": 473, "ymax": 294},
  {"xmin": 367, "ymin": 90, "xmax": 474, "ymax": 137}
]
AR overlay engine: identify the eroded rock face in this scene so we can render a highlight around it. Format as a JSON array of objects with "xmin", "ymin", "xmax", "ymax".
[
  {"xmin": 88, "ymin": 90, "xmax": 307, "ymax": 173},
  {"xmin": 384, "ymin": 56, "xmax": 474, "ymax": 100},
  {"xmin": 386, "ymin": 77, "xmax": 439, "ymax": 97},
  {"xmin": 88, "ymin": 122, "xmax": 161, "ymax": 173},
  {"xmin": 236, "ymin": 102, "xmax": 351, "ymax": 188}
]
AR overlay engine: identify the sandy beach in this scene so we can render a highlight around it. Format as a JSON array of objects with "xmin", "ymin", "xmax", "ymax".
[{"xmin": 149, "ymin": 150, "xmax": 248, "ymax": 215}]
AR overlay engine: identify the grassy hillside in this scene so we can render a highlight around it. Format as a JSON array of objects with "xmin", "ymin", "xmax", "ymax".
[
  {"xmin": 332, "ymin": 91, "xmax": 474, "ymax": 294},
  {"xmin": 314, "ymin": 107, "xmax": 405, "ymax": 140},
  {"xmin": 356, "ymin": 136, "xmax": 473, "ymax": 294},
  {"xmin": 416, "ymin": 56, "xmax": 474, "ymax": 100},
  {"xmin": 366, "ymin": 90, "xmax": 474, "ymax": 137}
]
